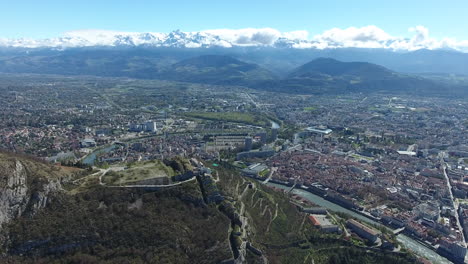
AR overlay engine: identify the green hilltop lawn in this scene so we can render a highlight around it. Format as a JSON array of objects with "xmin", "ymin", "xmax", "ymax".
[{"xmin": 102, "ymin": 160, "xmax": 176, "ymax": 186}]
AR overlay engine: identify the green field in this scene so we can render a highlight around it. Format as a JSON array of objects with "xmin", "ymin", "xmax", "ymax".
[
  {"xmin": 102, "ymin": 160, "xmax": 176, "ymax": 185},
  {"xmin": 184, "ymin": 111, "xmax": 269, "ymax": 126},
  {"xmin": 259, "ymin": 168, "xmax": 270, "ymax": 177},
  {"xmin": 303, "ymin": 106, "xmax": 317, "ymax": 111}
]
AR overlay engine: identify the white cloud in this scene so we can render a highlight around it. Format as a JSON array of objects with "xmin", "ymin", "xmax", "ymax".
[
  {"xmin": 440, "ymin": 39, "xmax": 468, "ymax": 52},
  {"xmin": 308, "ymin": 25, "xmax": 468, "ymax": 52},
  {"xmin": 291, "ymin": 41, "xmax": 316, "ymax": 49},
  {"xmin": 196, "ymin": 28, "xmax": 309, "ymax": 46},
  {"xmin": 0, "ymin": 26, "xmax": 467, "ymax": 52},
  {"xmin": 202, "ymin": 28, "xmax": 282, "ymax": 46},
  {"xmin": 409, "ymin": 26, "xmax": 429, "ymax": 44},
  {"xmin": 313, "ymin": 25, "xmax": 393, "ymax": 48},
  {"xmin": 282, "ymin": 30, "xmax": 309, "ymax": 40}
]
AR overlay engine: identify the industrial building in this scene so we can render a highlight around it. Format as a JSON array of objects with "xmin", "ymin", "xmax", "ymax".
[
  {"xmin": 236, "ymin": 147, "xmax": 275, "ymax": 160},
  {"xmin": 346, "ymin": 219, "xmax": 381, "ymax": 244},
  {"xmin": 80, "ymin": 138, "xmax": 96, "ymax": 148},
  {"xmin": 302, "ymin": 207, "xmax": 328, "ymax": 215},
  {"xmin": 305, "ymin": 127, "xmax": 333, "ymax": 135},
  {"xmin": 214, "ymin": 135, "xmax": 247, "ymax": 149},
  {"xmin": 308, "ymin": 214, "xmax": 340, "ymax": 233},
  {"xmin": 294, "ymin": 127, "xmax": 333, "ymax": 143},
  {"xmin": 437, "ymin": 239, "xmax": 467, "ymax": 263},
  {"xmin": 129, "ymin": 121, "xmax": 158, "ymax": 133}
]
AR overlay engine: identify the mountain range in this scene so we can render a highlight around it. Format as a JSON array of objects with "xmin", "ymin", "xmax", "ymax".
[
  {"xmin": 158, "ymin": 55, "xmax": 275, "ymax": 85},
  {"xmin": 0, "ymin": 26, "xmax": 436, "ymax": 50},
  {"xmin": 0, "ymin": 43, "xmax": 467, "ymax": 96},
  {"xmin": 1, "ymin": 45, "xmax": 468, "ymax": 74},
  {"xmin": 0, "ymin": 29, "xmax": 317, "ymax": 49},
  {"xmin": 0, "ymin": 49, "xmax": 465, "ymax": 96},
  {"xmin": 155, "ymin": 56, "xmax": 444, "ymax": 95},
  {"xmin": 0, "ymin": 27, "xmax": 467, "ymax": 52},
  {"xmin": 257, "ymin": 58, "xmax": 452, "ymax": 95}
]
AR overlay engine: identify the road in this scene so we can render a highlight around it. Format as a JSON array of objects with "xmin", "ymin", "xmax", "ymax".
[
  {"xmin": 329, "ymin": 213, "xmax": 350, "ymax": 237},
  {"xmin": 407, "ymin": 144, "xmax": 417, "ymax": 152},
  {"xmin": 262, "ymin": 167, "xmax": 277, "ymax": 184},
  {"xmin": 98, "ymin": 168, "xmax": 110, "ymax": 185},
  {"xmin": 243, "ymin": 93, "xmax": 260, "ymax": 109},
  {"xmin": 235, "ymin": 201, "xmax": 248, "ymax": 264},
  {"xmin": 440, "ymin": 151, "xmax": 466, "ymax": 246},
  {"xmin": 107, "ymin": 176, "xmax": 197, "ymax": 188}
]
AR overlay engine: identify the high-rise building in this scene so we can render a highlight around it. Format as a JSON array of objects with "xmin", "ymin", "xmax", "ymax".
[
  {"xmin": 244, "ymin": 136, "xmax": 253, "ymax": 151},
  {"xmin": 451, "ymin": 242, "xmax": 467, "ymax": 260},
  {"xmin": 145, "ymin": 121, "xmax": 157, "ymax": 132},
  {"xmin": 256, "ymin": 132, "xmax": 267, "ymax": 144},
  {"xmin": 271, "ymin": 128, "xmax": 278, "ymax": 141}
]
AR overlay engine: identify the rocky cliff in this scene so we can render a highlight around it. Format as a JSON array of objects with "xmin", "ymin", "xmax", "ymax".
[{"xmin": 0, "ymin": 153, "xmax": 63, "ymax": 228}]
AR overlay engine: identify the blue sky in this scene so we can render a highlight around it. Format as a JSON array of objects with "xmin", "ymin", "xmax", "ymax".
[{"xmin": 0, "ymin": 0, "xmax": 466, "ymax": 39}]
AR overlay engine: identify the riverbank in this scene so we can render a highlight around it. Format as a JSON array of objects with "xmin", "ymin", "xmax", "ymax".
[
  {"xmin": 82, "ymin": 144, "xmax": 119, "ymax": 166},
  {"xmin": 260, "ymin": 180, "xmax": 452, "ymax": 264}
]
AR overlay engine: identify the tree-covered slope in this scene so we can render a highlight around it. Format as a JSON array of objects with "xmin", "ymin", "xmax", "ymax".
[{"xmin": 159, "ymin": 55, "xmax": 276, "ymax": 85}]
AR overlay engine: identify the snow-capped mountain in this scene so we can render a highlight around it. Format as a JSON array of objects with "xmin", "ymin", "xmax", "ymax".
[
  {"xmin": 1, "ymin": 26, "xmax": 467, "ymax": 52},
  {"xmin": 0, "ymin": 29, "xmax": 250, "ymax": 49}
]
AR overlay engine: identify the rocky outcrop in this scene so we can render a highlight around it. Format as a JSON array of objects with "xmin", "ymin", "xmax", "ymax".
[
  {"xmin": 0, "ymin": 157, "xmax": 62, "ymax": 228},
  {"xmin": 0, "ymin": 160, "xmax": 29, "ymax": 227}
]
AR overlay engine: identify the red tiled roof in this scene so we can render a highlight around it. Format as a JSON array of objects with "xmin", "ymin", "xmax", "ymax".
[{"xmin": 308, "ymin": 215, "xmax": 320, "ymax": 226}]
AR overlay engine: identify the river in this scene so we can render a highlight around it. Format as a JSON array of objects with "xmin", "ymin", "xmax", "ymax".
[
  {"xmin": 266, "ymin": 182, "xmax": 452, "ymax": 264},
  {"xmin": 82, "ymin": 144, "xmax": 118, "ymax": 166},
  {"xmin": 271, "ymin": 121, "xmax": 280, "ymax": 129}
]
